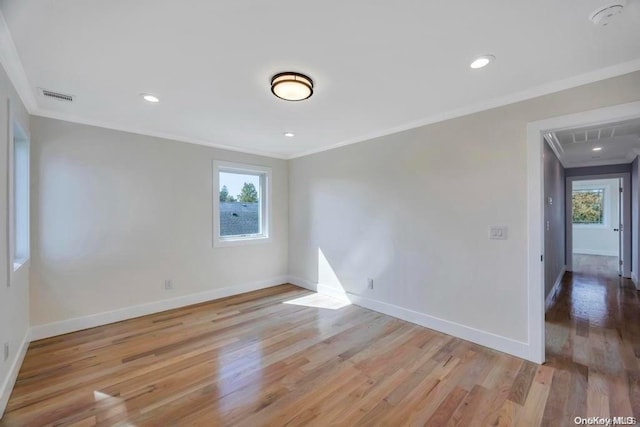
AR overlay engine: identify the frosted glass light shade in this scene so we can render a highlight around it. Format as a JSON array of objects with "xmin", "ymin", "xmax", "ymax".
[{"xmin": 271, "ymin": 72, "xmax": 313, "ymax": 101}]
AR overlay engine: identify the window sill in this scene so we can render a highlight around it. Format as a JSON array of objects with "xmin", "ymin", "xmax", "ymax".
[
  {"xmin": 13, "ymin": 258, "xmax": 30, "ymax": 272},
  {"xmin": 214, "ymin": 236, "xmax": 271, "ymax": 248}
]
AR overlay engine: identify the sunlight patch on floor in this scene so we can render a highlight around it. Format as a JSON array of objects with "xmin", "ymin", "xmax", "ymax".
[
  {"xmin": 284, "ymin": 293, "xmax": 350, "ymax": 310},
  {"xmin": 93, "ymin": 390, "xmax": 131, "ymax": 423},
  {"xmin": 93, "ymin": 391, "xmax": 113, "ymax": 401}
]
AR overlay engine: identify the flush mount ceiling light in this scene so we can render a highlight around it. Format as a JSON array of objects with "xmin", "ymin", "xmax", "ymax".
[
  {"xmin": 284, "ymin": 132, "xmax": 296, "ymax": 137},
  {"xmin": 470, "ymin": 55, "xmax": 495, "ymax": 69},
  {"xmin": 593, "ymin": 147, "xmax": 603, "ymax": 151},
  {"xmin": 141, "ymin": 93, "xmax": 159, "ymax": 103},
  {"xmin": 271, "ymin": 72, "xmax": 313, "ymax": 101}
]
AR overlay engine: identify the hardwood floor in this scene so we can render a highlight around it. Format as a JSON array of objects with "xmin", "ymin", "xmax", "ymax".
[
  {"xmin": 545, "ymin": 255, "xmax": 639, "ymax": 425},
  {"xmin": 571, "ymin": 253, "xmax": 619, "ymax": 276},
  {"xmin": 1, "ymin": 276, "xmax": 638, "ymax": 426}
]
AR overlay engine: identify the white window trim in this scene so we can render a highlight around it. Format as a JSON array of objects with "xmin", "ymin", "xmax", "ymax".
[
  {"xmin": 213, "ymin": 160, "xmax": 272, "ymax": 248},
  {"xmin": 7, "ymin": 105, "xmax": 30, "ymax": 284}
]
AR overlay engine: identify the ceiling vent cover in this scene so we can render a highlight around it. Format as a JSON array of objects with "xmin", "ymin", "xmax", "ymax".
[{"xmin": 39, "ymin": 88, "xmax": 74, "ymax": 102}]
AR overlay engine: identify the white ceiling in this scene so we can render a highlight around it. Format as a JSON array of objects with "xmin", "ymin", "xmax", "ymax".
[
  {"xmin": 548, "ymin": 117, "xmax": 640, "ymax": 167},
  {"xmin": 2, "ymin": 0, "xmax": 640, "ymax": 159}
]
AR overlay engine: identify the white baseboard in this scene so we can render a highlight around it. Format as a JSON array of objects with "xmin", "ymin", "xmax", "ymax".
[
  {"xmin": 573, "ymin": 249, "xmax": 618, "ymax": 257},
  {"xmin": 317, "ymin": 284, "xmax": 350, "ymax": 302},
  {"xmin": 632, "ymin": 272, "xmax": 638, "ymax": 289},
  {"xmin": 288, "ymin": 278, "xmax": 350, "ymax": 302},
  {"xmin": 345, "ymin": 293, "xmax": 531, "ymax": 361},
  {"xmin": 289, "ymin": 278, "xmax": 532, "ymax": 362},
  {"xmin": 545, "ymin": 266, "xmax": 566, "ymax": 312},
  {"xmin": 0, "ymin": 330, "xmax": 30, "ymax": 419},
  {"xmin": 30, "ymin": 276, "xmax": 289, "ymax": 341},
  {"xmin": 287, "ymin": 276, "xmax": 318, "ymax": 292}
]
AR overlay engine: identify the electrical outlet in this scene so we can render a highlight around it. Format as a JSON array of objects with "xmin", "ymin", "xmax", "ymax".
[
  {"xmin": 367, "ymin": 278, "xmax": 374, "ymax": 290},
  {"xmin": 164, "ymin": 280, "xmax": 173, "ymax": 290},
  {"xmin": 4, "ymin": 343, "xmax": 8, "ymax": 362}
]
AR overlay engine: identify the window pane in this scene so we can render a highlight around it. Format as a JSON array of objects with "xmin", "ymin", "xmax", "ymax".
[
  {"xmin": 218, "ymin": 171, "xmax": 261, "ymax": 237},
  {"xmin": 14, "ymin": 138, "xmax": 29, "ymax": 262},
  {"xmin": 572, "ymin": 189, "xmax": 604, "ymax": 224}
]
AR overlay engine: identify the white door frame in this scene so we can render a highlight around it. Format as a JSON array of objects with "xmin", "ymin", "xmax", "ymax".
[
  {"xmin": 566, "ymin": 174, "xmax": 631, "ymax": 277},
  {"xmin": 526, "ymin": 100, "xmax": 640, "ymax": 364}
]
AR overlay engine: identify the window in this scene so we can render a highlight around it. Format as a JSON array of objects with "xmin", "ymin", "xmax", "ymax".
[
  {"xmin": 572, "ymin": 188, "xmax": 604, "ymax": 225},
  {"xmin": 12, "ymin": 121, "xmax": 30, "ymax": 269},
  {"xmin": 213, "ymin": 161, "xmax": 271, "ymax": 247}
]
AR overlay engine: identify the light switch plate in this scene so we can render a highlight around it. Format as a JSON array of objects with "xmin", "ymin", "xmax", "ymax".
[{"xmin": 489, "ymin": 226, "xmax": 508, "ymax": 240}]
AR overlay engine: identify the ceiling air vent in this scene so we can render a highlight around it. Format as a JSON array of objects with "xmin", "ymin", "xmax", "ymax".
[{"xmin": 39, "ymin": 88, "xmax": 74, "ymax": 102}]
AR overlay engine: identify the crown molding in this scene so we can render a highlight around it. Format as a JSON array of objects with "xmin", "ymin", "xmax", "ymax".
[
  {"xmin": 0, "ymin": 11, "xmax": 37, "ymax": 112},
  {"xmin": 33, "ymin": 109, "xmax": 289, "ymax": 160},
  {"xmin": 543, "ymin": 132, "xmax": 564, "ymax": 161},
  {"xmin": 2, "ymin": 7, "xmax": 640, "ymax": 161},
  {"xmin": 288, "ymin": 58, "xmax": 640, "ymax": 159},
  {"xmin": 563, "ymin": 158, "xmax": 633, "ymax": 168},
  {"xmin": 546, "ymin": 133, "xmax": 640, "ymax": 169},
  {"xmin": 0, "ymin": 9, "xmax": 287, "ymax": 160}
]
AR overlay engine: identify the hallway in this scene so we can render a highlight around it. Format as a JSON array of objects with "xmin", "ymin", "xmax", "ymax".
[
  {"xmin": 545, "ymin": 256, "xmax": 640, "ymax": 422},
  {"xmin": 572, "ymin": 254, "xmax": 619, "ymax": 276}
]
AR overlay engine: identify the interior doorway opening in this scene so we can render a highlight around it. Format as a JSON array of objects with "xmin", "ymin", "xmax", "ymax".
[
  {"xmin": 527, "ymin": 100, "xmax": 640, "ymax": 364},
  {"xmin": 564, "ymin": 172, "xmax": 631, "ymax": 279}
]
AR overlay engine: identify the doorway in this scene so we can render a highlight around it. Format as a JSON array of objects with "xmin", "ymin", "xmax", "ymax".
[
  {"xmin": 526, "ymin": 100, "xmax": 640, "ymax": 364},
  {"xmin": 566, "ymin": 175, "xmax": 630, "ymax": 278}
]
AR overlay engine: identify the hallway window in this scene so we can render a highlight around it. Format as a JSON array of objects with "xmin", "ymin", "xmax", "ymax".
[
  {"xmin": 572, "ymin": 188, "xmax": 604, "ymax": 224},
  {"xmin": 12, "ymin": 122, "xmax": 30, "ymax": 269}
]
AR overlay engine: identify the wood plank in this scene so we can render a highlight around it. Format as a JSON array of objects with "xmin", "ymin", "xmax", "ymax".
[{"xmin": 1, "ymin": 260, "xmax": 639, "ymax": 426}]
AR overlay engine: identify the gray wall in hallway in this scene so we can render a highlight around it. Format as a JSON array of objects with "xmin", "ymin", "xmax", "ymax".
[
  {"xmin": 632, "ymin": 157, "xmax": 639, "ymax": 280},
  {"xmin": 544, "ymin": 141, "xmax": 566, "ymax": 297}
]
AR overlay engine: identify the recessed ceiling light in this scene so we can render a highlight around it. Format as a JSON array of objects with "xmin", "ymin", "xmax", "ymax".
[
  {"xmin": 593, "ymin": 147, "xmax": 602, "ymax": 151},
  {"xmin": 470, "ymin": 55, "xmax": 495, "ymax": 69},
  {"xmin": 141, "ymin": 94, "xmax": 159, "ymax": 103},
  {"xmin": 271, "ymin": 72, "xmax": 314, "ymax": 101},
  {"xmin": 284, "ymin": 132, "xmax": 295, "ymax": 137}
]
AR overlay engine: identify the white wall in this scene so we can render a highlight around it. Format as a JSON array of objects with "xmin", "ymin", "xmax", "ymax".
[
  {"xmin": 29, "ymin": 117, "xmax": 289, "ymax": 329},
  {"xmin": 0, "ymin": 64, "xmax": 30, "ymax": 416},
  {"xmin": 572, "ymin": 178, "xmax": 619, "ymax": 257},
  {"xmin": 289, "ymin": 71, "xmax": 640, "ymax": 358}
]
